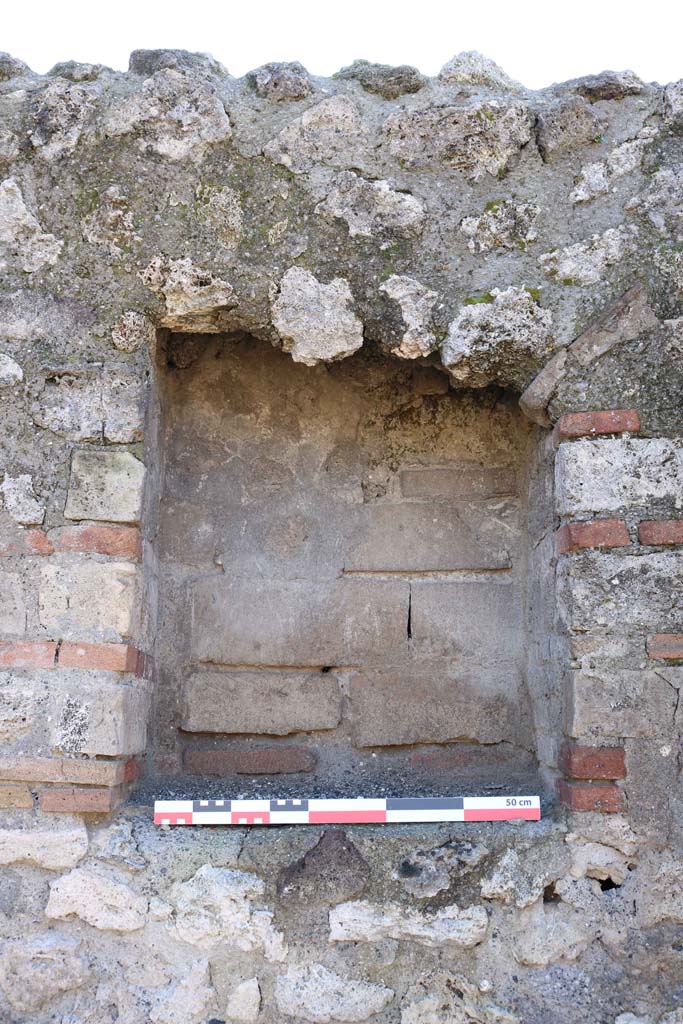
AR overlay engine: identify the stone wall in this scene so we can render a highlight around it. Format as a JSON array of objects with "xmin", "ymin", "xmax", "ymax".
[{"xmin": 0, "ymin": 46, "xmax": 682, "ymax": 1024}]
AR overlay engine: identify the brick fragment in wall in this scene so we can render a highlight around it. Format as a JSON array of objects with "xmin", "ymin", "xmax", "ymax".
[
  {"xmin": 553, "ymin": 408, "xmax": 640, "ymax": 443},
  {"xmin": 349, "ymin": 666, "xmax": 525, "ymax": 747},
  {"xmin": 184, "ymin": 746, "xmax": 317, "ymax": 774},
  {"xmin": 638, "ymin": 520, "xmax": 683, "ymax": 546},
  {"xmin": 0, "ymin": 754, "xmax": 130, "ymax": 786},
  {"xmin": 557, "ymin": 779, "xmax": 624, "ymax": 813},
  {"xmin": 38, "ymin": 559, "xmax": 138, "ymax": 641},
  {"xmin": 565, "ymin": 667, "xmax": 683, "ymax": 738},
  {"xmin": 48, "ymin": 671, "xmax": 149, "ymax": 756},
  {"xmin": 555, "ymin": 519, "xmax": 630, "ymax": 554},
  {"xmin": 54, "ymin": 524, "xmax": 142, "ymax": 560},
  {"xmin": 559, "ymin": 743, "xmax": 626, "ymax": 779},
  {"xmin": 0, "ymin": 528, "xmax": 53, "ymax": 556},
  {"xmin": 647, "ymin": 634, "xmax": 683, "ymax": 660},
  {"xmin": 555, "ymin": 437, "xmax": 683, "ymax": 515},
  {"xmin": 558, "ymin": 551, "xmax": 683, "ymax": 633},
  {"xmin": 190, "ymin": 576, "xmax": 409, "ymax": 665},
  {"xmin": 64, "ymin": 450, "xmax": 145, "ymax": 523},
  {"xmin": 58, "ymin": 642, "xmax": 143, "ymax": 674},
  {"xmin": 181, "ymin": 670, "xmax": 342, "ymax": 734},
  {"xmin": 39, "ymin": 786, "xmax": 124, "ymax": 813}
]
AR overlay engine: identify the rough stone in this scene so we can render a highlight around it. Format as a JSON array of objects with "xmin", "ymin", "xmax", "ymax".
[
  {"xmin": 380, "ymin": 275, "xmax": 438, "ymax": 357},
  {"xmin": 535, "ymin": 95, "xmax": 603, "ymax": 161},
  {"xmin": 442, "ymin": 286, "xmax": 555, "ymax": 389},
  {"xmin": 438, "ymin": 51, "xmax": 522, "ymax": 91},
  {"xmin": 460, "ymin": 199, "xmax": 539, "ymax": 253},
  {"xmin": 335, "ymin": 59, "xmax": 426, "ymax": 99},
  {"xmin": 64, "ymin": 450, "xmax": 145, "ymax": 523},
  {"xmin": 511, "ymin": 899, "xmax": 593, "ymax": 965},
  {"xmin": 316, "ymin": 171, "xmax": 425, "ymax": 239},
  {"xmin": 277, "ymin": 828, "xmax": 370, "ymax": 903},
  {"xmin": 196, "ymin": 184, "xmax": 244, "ymax": 247},
  {"xmin": 401, "ymin": 972, "xmax": 519, "ymax": 1024},
  {"xmin": 395, "ymin": 839, "xmax": 489, "ymax": 898},
  {"xmin": 274, "ymin": 963, "xmax": 394, "ymax": 1023},
  {"xmin": 46, "ymin": 864, "xmax": 148, "ymax": 930},
  {"xmin": 663, "ymin": 81, "xmax": 683, "ymax": 127},
  {"xmin": 0, "ymin": 177, "xmax": 63, "ymax": 271},
  {"xmin": 111, "ymin": 310, "xmax": 156, "ymax": 352},
  {"xmin": 0, "ymin": 472, "xmax": 45, "ymax": 524},
  {"xmin": 149, "ymin": 958, "xmax": 216, "ymax": 1024},
  {"xmin": 140, "ymin": 254, "xmax": 237, "ymax": 331},
  {"xmin": 0, "ymin": 931, "xmax": 88, "ymax": 1013},
  {"xmin": 539, "ymin": 225, "xmax": 638, "ymax": 285},
  {"xmin": 383, "ymin": 100, "xmax": 533, "ymax": 179},
  {"xmin": 570, "ymin": 136, "xmax": 652, "ymax": 203},
  {"xmin": 570, "ymin": 70, "xmax": 645, "ymax": 101},
  {"xmin": 169, "ymin": 864, "xmax": 287, "ymax": 960},
  {"xmin": 264, "ymin": 95, "xmax": 365, "ymax": 172},
  {"xmin": 569, "ymin": 282, "xmax": 658, "ymax": 366},
  {"xmin": 248, "ymin": 61, "xmax": 312, "ymax": 101},
  {"xmin": 226, "ymin": 977, "xmax": 261, "ymax": 1022},
  {"xmin": 0, "ymin": 814, "xmax": 88, "ymax": 869},
  {"xmin": 480, "ymin": 838, "xmax": 570, "ymax": 907},
  {"xmin": 329, "ymin": 898, "xmax": 488, "ymax": 948},
  {"xmin": 271, "ymin": 267, "xmax": 364, "ymax": 366},
  {"xmin": 0, "ymin": 351, "xmax": 22, "ymax": 385}
]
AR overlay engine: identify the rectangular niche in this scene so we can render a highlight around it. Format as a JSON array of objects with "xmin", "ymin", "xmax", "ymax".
[{"xmin": 150, "ymin": 332, "xmax": 544, "ymax": 794}]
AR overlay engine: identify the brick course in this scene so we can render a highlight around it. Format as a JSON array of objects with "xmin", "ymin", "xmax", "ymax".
[
  {"xmin": 553, "ymin": 409, "xmax": 640, "ymax": 444},
  {"xmin": 0, "ymin": 755, "xmax": 128, "ymax": 786},
  {"xmin": 55, "ymin": 524, "xmax": 142, "ymax": 560},
  {"xmin": 638, "ymin": 520, "xmax": 683, "ymax": 547},
  {"xmin": 58, "ymin": 641, "xmax": 142, "ymax": 674},
  {"xmin": 0, "ymin": 640, "xmax": 57, "ymax": 669},
  {"xmin": 184, "ymin": 746, "xmax": 317, "ymax": 775},
  {"xmin": 555, "ymin": 519, "xmax": 629, "ymax": 554},
  {"xmin": 557, "ymin": 779, "xmax": 625, "ymax": 812},
  {"xmin": 560, "ymin": 743, "xmax": 626, "ymax": 780},
  {"xmin": 647, "ymin": 634, "xmax": 683, "ymax": 660},
  {"xmin": 39, "ymin": 785, "xmax": 124, "ymax": 813}
]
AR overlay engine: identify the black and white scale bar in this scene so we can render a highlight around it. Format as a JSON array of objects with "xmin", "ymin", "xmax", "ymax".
[{"xmin": 154, "ymin": 795, "xmax": 541, "ymax": 825}]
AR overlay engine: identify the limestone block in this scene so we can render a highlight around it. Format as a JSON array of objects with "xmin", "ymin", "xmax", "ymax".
[
  {"xmin": 111, "ymin": 310, "xmax": 156, "ymax": 352},
  {"xmin": 0, "ymin": 669, "xmax": 48, "ymax": 745},
  {"xmin": 31, "ymin": 370, "xmax": 144, "ymax": 442},
  {"xmin": 539, "ymin": 225, "xmax": 638, "ymax": 285},
  {"xmin": 511, "ymin": 899, "xmax": 592, "ymax": 966},
  {"xmin": 535, "ymin": 95, "xmax": 603, "ymax": 162},
  {"xmin": 271, "ymin": 267, "xmax": 364, "ymax": 366},
  {"xmin": 0, "ymin": 570, "xmax": 25, "ymax": 636},
  {"xmin": 399, "ymin": 464, "xmax": 516, "ymax": 499},
  {"xmin": 275, "ymin": 963, "xmax": 394, "ymax": 1023},
  {"xmin": 0, "ymin": 931, "xmax": 88, "ymax": 1013},
  {"xmin": 558, "ymin": 552, "xmax": 683, "ymax": 633},
  {"xmin": 480, "ymin": 839, "xmax": 571, "ymax": 907},
  {"xmin": 329, "ymin": 898, "xmax": 488, "ymax": 948},
  {"xmin": 0, "ymin": 352, "xmax": 22, "ymax": 385},
  {"xmin": 226, "ymin": 978, "xmax": 261, "ymax": 1022},
  {"xmin": 0, "ymin": 812, "xmax": 88, "ymax": 869},
  {"xmin": 64, "ymin": 450, "xmax": 145, "ymax": 522},
  {"xmin": 409, "ymin": 578, "xmax": 520, "ymax": 659},
  {"xmin": 182, "ymin": 669, "xmax": 342, "ymax": 734},
  {"xmin": 150, "ymin": 959, "xmax": 215, "ymax": 1024},
  {"xmin": 170, "ymin": 864, "xmax": 287, "ymax": 961},
  {"xmin": 566, "ymin": 667, "xmax": 682, "ymax": 738},
  {"xmin": 556, "ymin": 438, "xmax": 683, "ymax": 515},
  {"xmin": 39, "ymin": 559, "xmax": 138, "ymax": 640},
  {"xmin": 191, "ymin": 576, "xmax": 409, "ymax": 666},
  {"xmin": 344, "ymin": 501, "xmax": 512, "ymax": 571},
  {"xmin": 46, "ymin": 864, "xmax": 148, "ymax": 930},
  {"xmin": 350, "ymin": 665, "xmax": 522, "ymax": 747},
  {"xmin": 401, "ymin": 971, "xmax": 520, "ymax": 1024},
  {"xmin": 49, "ymin": 671, "xmax": 149, "ymax": 755},
  {"xmin": 264, "ymin": 95, "xmax": 365, "ymax": 173},
  {"xmin": 140, "ymin": 254, "xmax": 236, "ymax": 330}
]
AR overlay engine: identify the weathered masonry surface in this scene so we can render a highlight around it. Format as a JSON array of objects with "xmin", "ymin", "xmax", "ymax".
[{"xmin": 0, "ymin": 47, "xmax": 682, "ymax": 1024}]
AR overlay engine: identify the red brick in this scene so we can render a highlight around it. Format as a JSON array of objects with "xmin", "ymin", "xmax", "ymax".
[
  {"xmin": 557, "ymin": 779, "xmax": 624, "ymax": 813},
  {"xmin": 0, "ymin": 640, "xmax": 57, "ymax": 669},
  {"xmin": 184, "ymin": 746, "xmax": 317, "ymax": 775},
  {"xmin": 553, "ymin": 409, "xmax": 641, "ymax": 444},
  {"xmin": 56, "ymin": 524, "xmax": 142, "ymax": 560},
  {"xmin": 560, "ymin": 743, "xmax": 626, "ymax": 780},
  {"xmin": 410, "ymin": 745, "xmax": 520, "ymax": 771},
  {"xmin": 58, "ymin": 641, "xmax": 142, "ymax": 674},
  {"xmin": 39, "ymin": 786, "xmax": 124, "ymax": 813},
  {"xmin": 0, "ymin": 755, "xmax": 126, "ymax": 786},
  {"xmin": 555, "ymin": 519, "xmax": 630, "ymax": 555},
  {"xmin": 124, "ymin": 758, "xmax": 143, "ymax": 783},
  {"xmin": 647, "ymin": 634, "xmax": 683, "ymax": 661},
  {"xmin": 638, "ymin": 520, "xmax": 683, "ymax": 547},
  {"xmin": 0, "ymin": 529, "xmax": 54, "ymax": 556}
]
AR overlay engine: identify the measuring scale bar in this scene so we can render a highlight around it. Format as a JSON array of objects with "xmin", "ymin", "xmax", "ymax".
[{"xmin": 154, "ymin": 795, "xmax": 541, "ymax": 826}]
